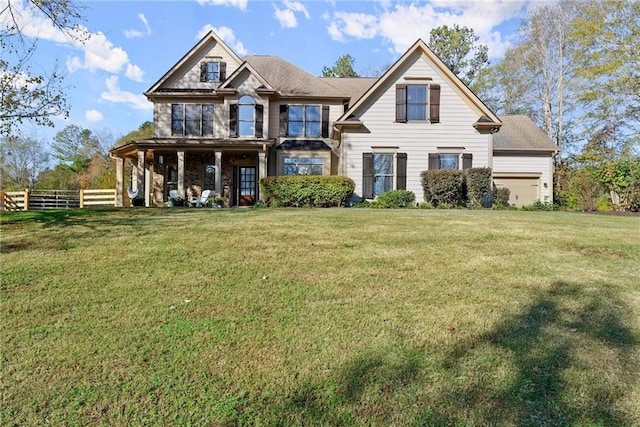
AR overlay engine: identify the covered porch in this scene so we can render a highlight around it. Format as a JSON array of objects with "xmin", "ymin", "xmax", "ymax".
[{"xmin": 110, "ymin": 139, "xmax": 274, "ymax": 207}]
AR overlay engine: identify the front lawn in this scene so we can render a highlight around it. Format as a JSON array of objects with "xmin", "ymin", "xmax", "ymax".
[{"xmin": 1, "ymin": 208, "xmax": 639, "ymax": 425}]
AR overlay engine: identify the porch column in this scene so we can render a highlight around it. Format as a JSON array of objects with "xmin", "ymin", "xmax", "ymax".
[
  {"xmin": 177, "ymin": 150, "xmax": 185, "ymax": 199},
  {"xmin": 144, "ymin": 161, "xmax": 152, "ymax": 207},
  {"xmin": 214, "ymin": 151, "xmax": 222, "ymax": 196},
  {"xmin": 114, "ymin": 156, "xmax": 124, "ymax": 207},
  {"xmin": 137, "ymin": 150, "xmax": 145, "ymax": 203},
  {"xmin": 258, "ymin": 151, "xmax": 267, "ymax": 201}
]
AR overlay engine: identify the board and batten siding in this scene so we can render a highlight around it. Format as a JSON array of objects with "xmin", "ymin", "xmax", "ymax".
[
  {"xmin": 492, "ymin": 154, "xmax": 554, "ymax": 203},
  {"xmin": 342, "ymin": 52, "xmax": 491, "ymax": 202}
]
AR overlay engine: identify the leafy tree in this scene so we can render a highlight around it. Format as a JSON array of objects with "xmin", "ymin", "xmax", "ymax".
[
  {"xmin": 428, "ymin": 24, "xmax": 488, "ymax": 88},
  {"xmin": 115, "ymin": 121, "xmax": 154, "ymax": 147},
  {"xmin": 52, "ymin": 125, "xmax": 101, "ymax": 174},
  {"xmin": 321, "ymin": 54, "xmax": 358, "ymax": 77},
  {"xmin": 570, "ymin": 0, "xmax": 640, "ymax": 158},
  {"xmin": 0, "ymin": 135, "xmax": 50, "ymax": 190},
  {"xmin": 1, "ymin": 0, "xmax": 87, "ymax": 138}
]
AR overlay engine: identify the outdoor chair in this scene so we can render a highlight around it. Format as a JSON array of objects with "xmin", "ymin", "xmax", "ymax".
[
  {"xmin": 127, "ymin": 187, "xmax": 142, "ymax": 199},
  {"xmin": 189, "ymin": 189, "xmax": 211, "ymax": 207}
]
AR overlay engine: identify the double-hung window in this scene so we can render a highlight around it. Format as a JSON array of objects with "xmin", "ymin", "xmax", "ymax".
[
  {"xmin": 362, "ymin": 152, "xmax": 408, "ymax": 199},
  {"xmin": 229, "ymin": 96, "xmax": 264, "ymax": 138},
  {"xmin": 396, "ymin": 83, "xmax": 440, "ymax": 123},
  {"xmin": 200, "ymin": 60, "xmax": 225, "ymax": 82},
  {"xmin": 172, "ymin": 104, "xmax": 215, "ymax": 136},
  {"xmin": 429, "ymin": 152, "xmax": 473, "ymax": 170},
  {"xmin": 287, "ymin": 105, "xmax": 321, "ymax": 137}
]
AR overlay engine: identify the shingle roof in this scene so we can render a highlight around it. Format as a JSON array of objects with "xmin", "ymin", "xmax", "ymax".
[
  {"xmin": 320, "ymin": 77, "xmax": 378, "ymax": 104},
  {"xmin": 243, "ymin": 55, "xmax": 345, "ymax": 98},
  {"xmin": 495, "ymin": 115, "xmax": 557, "ymax": 152}
]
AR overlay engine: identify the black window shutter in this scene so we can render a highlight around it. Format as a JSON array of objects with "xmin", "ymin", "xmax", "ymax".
[
  {"xmin": 219, "ymin": 62, "xmax": 226, "ymax": 81},
  {"xmin": 229, "ymin": 104, "xmax": 238, "ymax": 137},
  {"xmin": 255, "ymin": 104, "xmax": 264, "ymax": 138},
  {"xmin": 429, "ymin": 153, "xmax": 439, "ymax": 170},
  {"xmin": 362, "ymin": 153, "xmax": 374, "ymax": 199},
  {"xmin": 462, "ymin": 153, "xmax": 473, "ymax": 169},
  {"xmin": 429, "ymin": 84, "xmax": 441, "ymax": 123},
  {"xmin": 321, "ymin": 105, "xmax": 330, "ymax": 138},
  {"xmin": 396, "ymin": 84, "xmax": 407, "ymax": 123},
  {"xmin": 396, "ymin": 153, "xmax": 407, "ymax": 190},
  {"xmin": 200, "ymin": 62, "xmax": 207, "ymax": 82},
  {"xmin": 279, "ymin": 105, "xmax": 287, "ymax": 136}
]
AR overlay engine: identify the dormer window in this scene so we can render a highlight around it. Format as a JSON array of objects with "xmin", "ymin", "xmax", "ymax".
[{"xmin": 200, "ymin": 60, "xmax": 226, "ymax": 82}]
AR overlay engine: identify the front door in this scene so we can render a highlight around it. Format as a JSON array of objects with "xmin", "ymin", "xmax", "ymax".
[{"xmin": 235, "ymin": 166, "xmax": 257, "ymax": 206}]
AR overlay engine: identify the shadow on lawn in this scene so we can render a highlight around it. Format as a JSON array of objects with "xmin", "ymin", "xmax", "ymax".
[{"xmin": 261, "ymin": 281, "xmax": 638, "ymax": 426}]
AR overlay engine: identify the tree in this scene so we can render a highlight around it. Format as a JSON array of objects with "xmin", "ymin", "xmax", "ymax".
[
  {"xmin": 0, "ymin": 135, "xmax": 50, "ymax": 190},
  {"xmin": 52, "ymin": 125, "xmax": 101, "ymax": 175},
  {"xmin": 0, "ymin": 0, "xmax": 87, "ymax": 138},
  {"xmin": 115, "ymin": 121, "xmax": 154, "ymax": 147},
  {"xmin": 321, "ymin": 54, "xmax": 358, "ymax": 77},
  {"xmin": 570, "ymin": 0, "xmax": 640, "ymax": 157},
  {"xmin": 428, "ymin": 24, "xmax": 488, "ymax": 88}
]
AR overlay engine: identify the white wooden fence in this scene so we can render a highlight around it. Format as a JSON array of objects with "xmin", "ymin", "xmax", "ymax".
[{"xmin": 0, "ymin": 189, "xmax": 116, "ymax": 211}]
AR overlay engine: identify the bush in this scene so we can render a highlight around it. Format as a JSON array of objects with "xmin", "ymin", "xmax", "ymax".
[
  {"xmin": 420, "ymin": 169, "xmax": 466, "ymax": 207},
  {"xmin": 259, "ymin": 175, "xmax": 354, "ymax": 207},
  {"xmin": 466, "ymin": 168, "xmax": 493, "ymax": 207},
  {"xmin": 494, "ymin": 187, "xmax": 510, "ymax": 208},
  {"xmin": 373, "ymin": 190, "xmax": 415, "ymax": 208}
]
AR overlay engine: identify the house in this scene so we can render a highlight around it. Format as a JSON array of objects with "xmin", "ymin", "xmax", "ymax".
[{"xmin": 110, "ymin": 31, "xmax": 556, "ymax": 208}]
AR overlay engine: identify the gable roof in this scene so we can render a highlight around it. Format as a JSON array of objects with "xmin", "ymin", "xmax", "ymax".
[
  {"xmin": 495, "ymin": 115, "xmax": 557, "ymax": 152},
  {"xmin": 145, "ymin": 30, "xmax": 242, "ymax": 95},
  {"xmin": 338, "ymin": 39, "xmax": 501, "ymax": 127}
]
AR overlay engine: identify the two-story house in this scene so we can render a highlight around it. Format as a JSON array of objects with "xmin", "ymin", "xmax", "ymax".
[{"xmin": 110, "ymin": 30, "xmax": 556, "ymax": 207}]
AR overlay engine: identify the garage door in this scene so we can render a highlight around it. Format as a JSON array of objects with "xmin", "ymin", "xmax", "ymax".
[{"xmin": 494, "ymin": 177, "xmax": 540, "ymax": 207}]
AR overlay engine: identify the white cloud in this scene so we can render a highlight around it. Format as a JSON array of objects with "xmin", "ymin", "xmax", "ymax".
[
  {"xmin": 1, "ymin": 1, "xmax": 146, "ymax": 81},
  {"xmin": 273, "ymin": 0, "xmax": 310, "ymax": 29},
  {"xmin": 86, "ymin": 109, "xmax": 104, "ymax": 122},
  {"xmin": 327, "ymin": 1, "xmax": 527, "ymax": 59},
  {"xmin": 125, "ymin": 13, "xmax": 152, "ymax": 38},
  {"xmin": 101, "ymin": 76, "xmax": 152, "ymax": 110},
  {"xmin": 125, "ymin": 64, "xmax": 145, "ymax": 82},
  {"xmin": 196, "ymin": 0, "xmax": 248, "ymax": 11},
  {"xmin": 196, "ymin": 25, "xmax": 248, "ymax": 55}
]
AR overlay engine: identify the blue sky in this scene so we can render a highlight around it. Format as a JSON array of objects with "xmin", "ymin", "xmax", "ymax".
[{"xmin": 5, "ymin": 0, "xmax": 532, "ymax": 146}]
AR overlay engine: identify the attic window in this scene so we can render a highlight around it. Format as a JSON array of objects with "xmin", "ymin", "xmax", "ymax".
[{"xmin": 200, "ymin": 61, "xmax": 226, "ymax": 82}]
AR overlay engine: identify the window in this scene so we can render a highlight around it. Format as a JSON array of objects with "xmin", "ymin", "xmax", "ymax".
[
  {"xmin": 373, "ymin": 154, "xmax": 394, "ymax": 196},
  {"xmin": 396, "ymin": 83, "xmax": 440, "ymax": 123},
  {"xmin": 362, "ymin": 152, "xmax": 407, "ymax": 199},
  {"xmin": 238, "ymin": 95, "xmax": 255, "ymax": 137},
  {"xmin": 280, "ymin": 105, "xmax": 329, "ymax": 137},
  {"xmin": 407, "ymin": 85, "xmax": 427, "ymax": 121},
  {"xmin": 203, "ymin": 165, "xmax": 216, "ymax": 190},
  {"xmin": 287, "ymin": 106, "xmax": 321, "ymax": 137},
  {"xmin": 200, "ymin": 61, "xmax": 226, "ymax": 82},
  {"xmin": 429, "ymin": 153, "xmax": 472, "ymax": 170},
  {"xmin": 284, "ymin": 157, "xmax": 324, "ymax": 175},
  {"xmin": 439, "ymin": 154, "xmax": 459, "ymax": 169},
  {"xmin": 171, "ymin": 104, "xmax": 215, "ymax": 136},
  {"xmin": 230, "ymin": 97, "xmax": 263, "ymax": 138},
  {"xmin": 166, "ymin": 165, "xmax": 178, "ymax": 194}
]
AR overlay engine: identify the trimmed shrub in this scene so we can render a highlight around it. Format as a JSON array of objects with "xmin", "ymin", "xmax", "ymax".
[
  {"xmin": 420, "ymin": 169, "xmax": 466, "ymax": 207},
  {"xmin": 495, "ymin": 187, "xmax": 510, "ymax": 208},
  {"xmin": 259, "ymin": 175, "xmax": 354, "ymax": 207},
  {"xmin": 373, "ymin": 190, "xmax": 415, "ymax": 208},
  {"xmin": 466, "ymin": 167, "xmax": 493, "ymax": 207}
]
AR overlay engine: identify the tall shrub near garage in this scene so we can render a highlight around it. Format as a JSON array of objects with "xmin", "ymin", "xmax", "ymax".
[
  {"xmin": 259, "ymin": 176, "xmax": 354, "ymax": 207},
  {"xmin": 420, "ymin": 169, "xmax": 466, "ymax": 207},
  {"xmin": 466, "ymin": 167, "xmax": 493, "ymax": 207}
]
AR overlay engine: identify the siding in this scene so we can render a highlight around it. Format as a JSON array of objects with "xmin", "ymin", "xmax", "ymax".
[
  {"xmin": 492, "ymin": 154, "xmax": 554, "ymax": 203},
  {"xmin": 343, "ymin": 52, "xmax": 490, "ymax": 201},
  {"xmin": 163, "ymin": 43, "xmax": 241, "ymax": 90}
]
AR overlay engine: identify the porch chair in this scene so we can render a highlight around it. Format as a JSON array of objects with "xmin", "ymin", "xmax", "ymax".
[
  {"xmin": 127, "ymin": 187, "xmax": 142, "ymax": 199},
  {"xmin": 189, "ymin": 189, "xmax": 211, "ymax": 207}
]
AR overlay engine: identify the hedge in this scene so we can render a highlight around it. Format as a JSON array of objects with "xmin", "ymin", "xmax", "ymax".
[
  {"xmin": 371, "ymin": 190, "xmax": 415, "ymax": 208},
  {"xmin": 259, "ymin": 175, "xmax": 355, "ymax": 207},
  {"xmin": 420, "ymin": 167, "xmax": 494, "ymax": 207}
]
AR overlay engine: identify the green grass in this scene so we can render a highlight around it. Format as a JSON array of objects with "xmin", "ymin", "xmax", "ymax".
[{"xmin": 1, "ymin": 208, "xmax": 639, "ymax": 426}]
